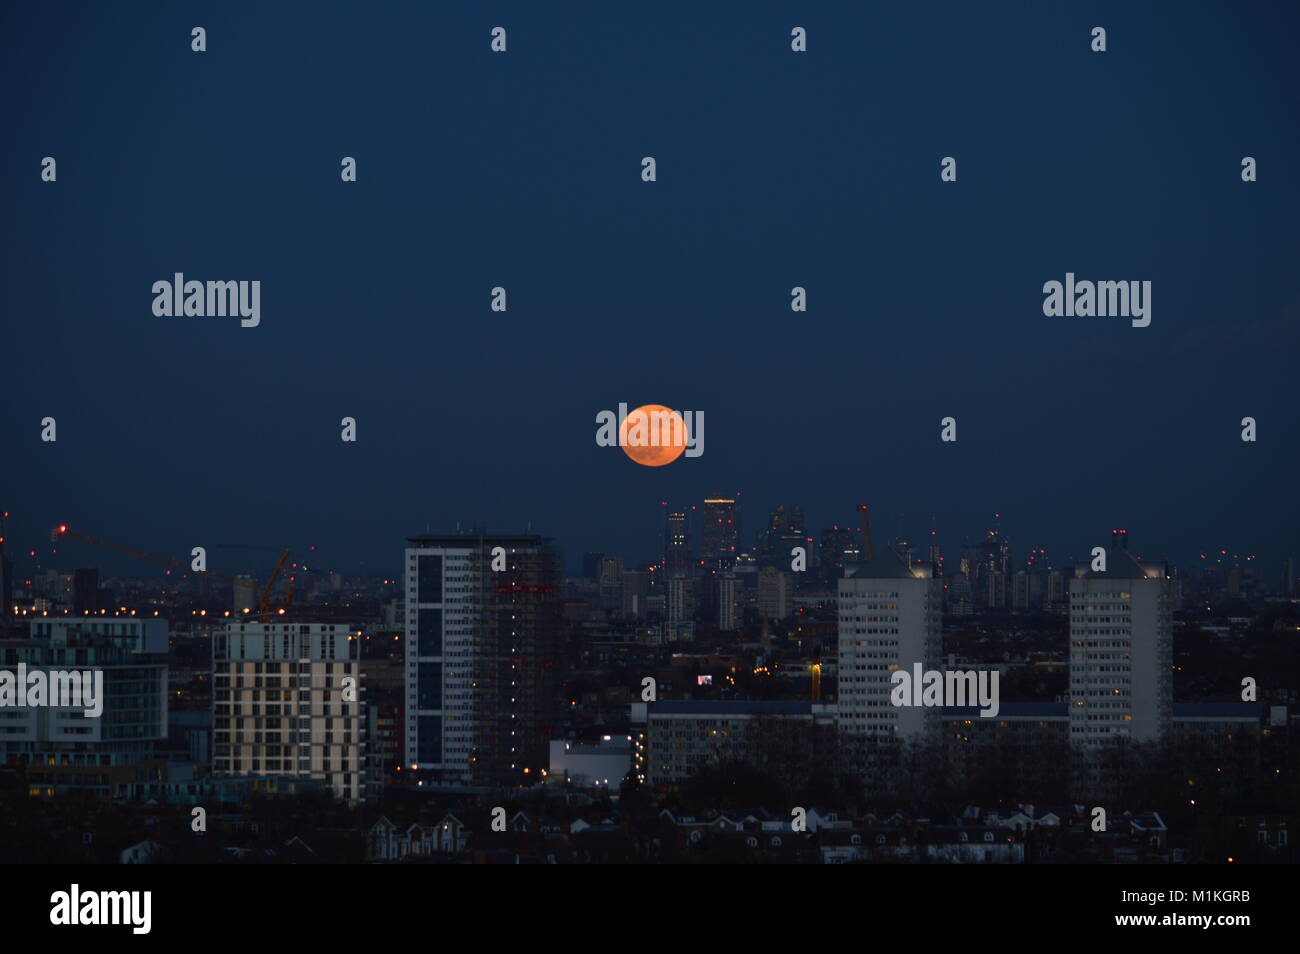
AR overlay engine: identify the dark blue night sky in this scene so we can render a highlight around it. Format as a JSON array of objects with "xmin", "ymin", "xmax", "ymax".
[{"xmin": 3, "ymin": 1, "xmax": 1298, "ymax": 579}]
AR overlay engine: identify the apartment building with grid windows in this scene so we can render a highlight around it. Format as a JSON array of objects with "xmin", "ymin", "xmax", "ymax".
[
  {"xmin": 212, "ymin": 622, "xmax": 363, "ymax": 803},
  {"xmin": 1068, "ymin": 546, "xmax": 1174, "ymax": 748},
  {"xmin": 836, "ymin": 550, "xmax": 942, "ymax": 743},
  {"xmin": 404, "ymin": 532, "xmax": 561, "ymax": 788}
]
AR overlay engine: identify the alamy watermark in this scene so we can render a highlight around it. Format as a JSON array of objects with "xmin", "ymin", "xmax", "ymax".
[
  {"xmin": 1042, "ymin": 273, "xmax": 1150, "ymax": 328},
  {"xmin": 50, "ymin": 885, "xmax": 151, "ymax": 934},
  {"xmin": 890, "ymin": 664, "xmax": 1000, "ymax": 717},
  {"xmin": 595, "ymin": 403, "xmax": 704, "ymax": 465},
  {"xmin": 0, "ymin": 665, "xmax": 104, "ymax": 717},
  {"xmin": 152, "ymin": 274, "xmax": 261, "ymax": 328}
]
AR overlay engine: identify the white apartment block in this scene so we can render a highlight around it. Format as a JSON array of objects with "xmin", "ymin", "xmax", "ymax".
[
  {"xmin": 837, "ymin": 551, "xmax": 942, "ymax": 742},
  {"xmin": 404, "ymin": 532, "xmax": 560, "ymax": 787},
  {"xmin": 1069, "ymin": 549, "xmax": 1174, "ymax": 748},
  {"xmin": 213, "ymin": 622, "xmax": 363, "ymax": 803},
  {"xmin": 404, "ymin": 539, "xmax": 482, "ymax": 784}
]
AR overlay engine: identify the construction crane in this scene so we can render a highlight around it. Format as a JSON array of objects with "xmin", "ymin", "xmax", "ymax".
[
  {"xmin": 51, "ymin": 525, "xmax": 292, "ymax": 618},
  {"xmin": 214, "ymin": 544, "xmax": 295, "ymax": 616}
]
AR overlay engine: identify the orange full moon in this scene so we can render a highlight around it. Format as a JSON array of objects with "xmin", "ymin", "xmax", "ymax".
[{"xmin": 620, "ymin": 405, "xmax": 687, "ymax": 467}]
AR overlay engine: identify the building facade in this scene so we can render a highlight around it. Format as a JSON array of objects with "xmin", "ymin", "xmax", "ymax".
[
  {"xmin": 1, "ymin": 618, "xmax": 168, "ymax": 798},
  {"xmin": 757, "ymin": 566, "xmax": 791, "ymax": 622},
  {"xmin": 700, "ymin": 498, "xmax": 740, "ymax": 570},
  {"xmin": 631, "ymin": 700, "xmax": 836, "ymax": 786},
  {"xmin": 212, "ymin": 622, "xmax": 363, "ymax": 803},
  {"xmin": 1068, "ymin": 548, "xmax": 1174, "ymax": 749},
  {"xmin": 836, "ymin": 551, "xmax": 942, "ymax": 744},
  {"xmin": 404, "ymin": 532, "xmax": 561, "ymax": 787}
]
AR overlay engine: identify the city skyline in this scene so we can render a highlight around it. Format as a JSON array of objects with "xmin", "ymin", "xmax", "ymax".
[
  {"xmin": 4, "ymin": 2, "xmax": 1298, "ymax": 581},
  {"xmin": 2, "ymin": 502, "xmax": 1292, "ymax": 586},
  {"xmin": 1, "ymin": 0, "xmax": 1296, "ymax": 892}
]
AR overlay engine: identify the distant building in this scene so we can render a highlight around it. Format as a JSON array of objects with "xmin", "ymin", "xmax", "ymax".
[
  {"xmin": 622, "ymin": 570, "xmax": 649, "ymax": 619},
  {"xmin": 72, "ymin": 569, "xmax": 100, "ymax": 615},
  {"xmin": 663, "ymin": 512, "xmax": 692, "ymax": 573},
  {"xmin": 927, "ymin": 533, "xmax": 944, "ymax": 578},
  {"xmin": 943, "ymin": 701, "xmax": 1283, "ymax": 765},
  {"xmin": 1046, "ymin": 568, "xmax": 1068, "ymax": 611},
  {"xmin": 757, "ymin": 566, "xmax": 791, "ymax": 622},
  {"xmin": 700, "ymin": 498, "xmax": 740, "ymax": 570},
  {"xmin": 1013, "ymin": 566, "xmax": 1050, "ymax": 611},
  {"xmin": 717, "ymin": 573, "xmax": 740, "ymax": 631},
  {"xmin": 232, "ymin": 575, "xmax": 258, "ymax": 614},
  {"xmin": 664, "ymin": 572, "xmax": 696, "ymax": 642},
  {"xmin": 819, "ymin": 525, "xmax": 857, "ymax": 579},
  {"xmin": 630, "ymin": 700, "xmax": 836, "ymax": 786},
  {"xmin": 166, "ymin": 709, "xmax": 211, "ymax": 766},
  {"xmin": 893, "ymin": 539, "xmax": 913, "ymax": 569},
  {"xmin": 548, "ymin": 736, "xmax": 632, "ymax": 789},
  {"xmin": 598, "ymin": 556, "xmax": 624, "ymax": 615},
  {"xmin": 757, "ymin": 505, "xmax": 805, "ymax": 566},
  {"xmin": 40, "ymin": 570, "xmax": 72, "ymax": 609},
  {"xmin": 960, "ymin": 531, "xmax": 1011, "ymax": 610},
  {"xmin": 359, "ymin": 655, "xmax": 404, "ymax": 793}
]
